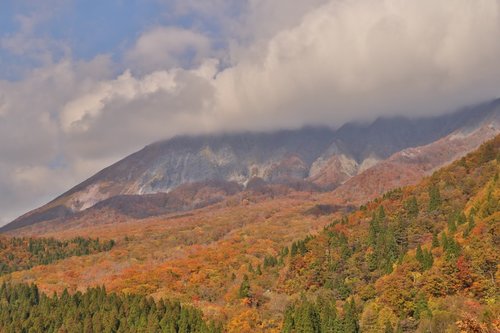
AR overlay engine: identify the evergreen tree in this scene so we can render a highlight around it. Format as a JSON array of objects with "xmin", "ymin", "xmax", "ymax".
[
  {"xmin": 463, "ymin": 211, "xmax": 476, "ymax": 237},
  {"xmin": 415, "ymin": 245, "xmax": 424, "ymax": 264},
  {"xmin": 447, "ymin": 215, "xmax": 457, "ymax": 233},
  {"xmin": 444, "ymin": 236, "xmax": 461, "ymax": 261},
  {"xmin": 0, "ymin": 282, "xmax": 221, "ymax": 333},
  {"xmin": 413, "ymin": 293, "xmax": 431, "ymax": 320},
  {"xmin": 428, "ymin": 184, "xmax": 441, "ymax": 212},
  {"xmin": 431, "ymin": 232, "xmax": 439, "ymax": 248},
  {"xmin": 342, "ymin": 299, "xmax": 359, "ymax": 333},
  {"xmin": 238, "ymin": 275, "xmax": 251, "ymax": 299},
  {"xmin": 405, "ymin": 196, "xmax": 419, "ymax": 218},
  {"xmin": 456, "ymin": 212, "xmax": 466, "ymax": 225}
]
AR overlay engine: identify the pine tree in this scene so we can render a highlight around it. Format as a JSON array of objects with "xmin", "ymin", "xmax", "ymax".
[
  {"xmin": 428, "ymin": 184, "xmax": 441, "ymax": 212},
  {"xmin": 456, "ymin": 212, "xmax": 466, "ymax": 225},
  {"xmin": 405, "ymin": 196, "xmax": 419, "ymax": 218},
  {"xmin": 368, "ymin": 213, "xmax": 380, "ymax": 246},
  {"xmin": 367, "ymin": 252, "xmax": 378, "ymax": 271},
  {"xmin": 445, "ymin": 236, "xmax": 461, "ymax": 261},
  {"xmin": 447, "ymin": 215, "xmax": 457, "ymax": 233},
  {"xmin": 431, "ymin": 232, "xmax": 439, "ymax": 248},
  {"xmin": 282, "ymin": 306, "xmax": 295, "ymax": 333},
  {"xmin": 319, "ymin": 299, "xmax": 338, "ymax": 333},
  {"xmin": 295, "ymin": 301, "xmax": 321, "ymax": 333},
  {"xmin": 342, "ymin": 299, "xmax": 359, "ymax": 333},
  {"xmin": 416, "ymin": 245, "xmax": 424, "ymax": 264},
  {"xmin": 413, "ymin": 293, "xmax": 431, "ymax": 320},
  {"xmin": 463, "ymin": 211, "xmax": 476, "ymax": 237},
  {"xmin": 441, "ymin": 233, "xmax": 449, "ymax": 251},
  {"xmin": 378, "ymin": 206, "xmax": 386, "ymax": 221},
  {"xmin": 238, "ymin": 275, "xmax": 251, "ymax": 299},
  {"xmin": 423, "ymin": 250, "xmax": 433, "ymax": 270}
]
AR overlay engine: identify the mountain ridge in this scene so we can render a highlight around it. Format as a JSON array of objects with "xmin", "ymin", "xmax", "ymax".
[{"xmin": 2, "ymin": 99, "xmax": 499, "ymax": 233}]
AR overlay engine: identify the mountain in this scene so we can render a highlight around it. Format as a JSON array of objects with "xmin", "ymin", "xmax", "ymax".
[
  {"xmin": 278, "ymin": 134, "xmax": 500, "ymax": 333},
  {"xmin": 1, "ymin": 133, "xmax": 498, "ymax": 332},
  {"xmin": 330, "ymin": 108, "xmax": 500, "ymax": 205},
  {"xmin": 2, "ymin": 99, "xmax": 499, "ymax": 233}
]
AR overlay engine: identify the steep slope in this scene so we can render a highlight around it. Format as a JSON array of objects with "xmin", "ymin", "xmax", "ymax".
[
  {"xmin": 1, "ymin": 134, "xmax": 497, "ymax": 333},
  {"xmin": 2, "ymin": 99, "xmax": 499, "ymax": 233},
  {"xmin": 278, "ymin": 135, "xmax": 500, "ymax": 332},
  {"xmin": 330, "ymin": 112, "xmax": 500, "ymax": 205}
]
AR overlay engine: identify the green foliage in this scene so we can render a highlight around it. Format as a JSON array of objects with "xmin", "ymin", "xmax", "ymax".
[
  {"xmin": 447, "ymin": 215, "xmax": 457, "ymax": 233},
  {"xmin": 342, "ymin": 299, "xmax": 360, "ymax": 333},
  {"xmin": 264, "ymin": 255, "xmax": 278, "ymax": 268},
  {"xmin": 238, "ymin": 274, "xmax": 251, "ymax": 299},
  {"xmin": 415, "ymin": 245, "xmax": 433, "ymax": 271},
  {"xmin": 290, "ymin": 237, "xmax": 310, "ymax": 257},
  {"xmin": 463, "ymin": 210, "xmax": 476, "ymax": 238},
  {"xmin": 431, "ymin": 232, "xmax": 439, "ymax": 248},
  {"xmin": 404, "ymin": 196, "xmax": 419, "ymax": 218},
  {"xmin": 413, "ymin": 293, "xmax": 431, "ymax": 320},
  {"xmin": 384, "ymin": 321, "xmax": 394, "ymax": 333},
  {"xmin": 443, "ymin": 234, "xmax": 461, "ymax": 261},
  {"xmin": 0, "ymin": 236, "xmax": 115, "ymax": 276},
  {"xmin": 456, "ymin": 212, "xmax": 466, "ymax": 225},
  {"xmin": 428, "ymin": 184, "xmax": 441, "ymax": 212},
  {"xmin": 281, "ymin": 136, "xmax": 499, "ymax": 332},
  {"xmin": 0, "ymin": 282, "xmax": 220, "ymax": 333},
  {"xmin": 282, "ymin": 297, "xmax": 345, "ymax": 333}
]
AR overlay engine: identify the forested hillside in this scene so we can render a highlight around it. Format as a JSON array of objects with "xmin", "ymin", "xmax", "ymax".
[
  {"xmin": 0, "ymin": 236, "xmax": 114, "ymax": 276},
  {"xmin": 0, "ymin": 136, "xmax": 497, "ymax": 332},
  {"xmin": 276, "ymin": 135, "xmax": 499, "ymax": 332},
  {"xmin": 0, "ymin": 282, "xmax": 221, "ymax": 333}
]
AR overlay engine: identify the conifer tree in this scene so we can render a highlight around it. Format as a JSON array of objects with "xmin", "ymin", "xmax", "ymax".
[
  {"xmin": 431, "ymin": 232, "xmax": 439, "ymax": 248},
  {"xmin": 447, "ymin": 215, "xmax": 457, "ymax": 233},
  {"xmin": 428, "ymin": 184, "xmax": 441, "ymax": 212},
  {"xmin": 238, "ymin": 274, "xmax": 251, "ymax": 299},
  {"xmin": 342, "ymin": 298, "xmax": 359, "ymax": 333}
]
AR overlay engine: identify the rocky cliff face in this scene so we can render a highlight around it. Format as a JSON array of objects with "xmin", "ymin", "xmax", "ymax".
[
  {"xmin": 2, "ymin": 99, "xmax": 499, "ymax": 233},
  {"xmin": 330, "ymin": 113, "xmax": 500, "ymax": 205}
]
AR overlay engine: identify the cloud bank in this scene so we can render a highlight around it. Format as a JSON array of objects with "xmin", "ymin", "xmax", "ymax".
[{"xmin": 0, "ymin": 0, "xmax": 499, "ymax": 223}]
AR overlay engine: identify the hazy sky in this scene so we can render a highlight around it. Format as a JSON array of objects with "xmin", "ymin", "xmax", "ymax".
[{"xmin": 1, "ymin": 0, "xmax": 499, "ymax": 224}]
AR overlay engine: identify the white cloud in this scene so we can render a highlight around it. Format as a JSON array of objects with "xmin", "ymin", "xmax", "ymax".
[
  {"xmin": 0, "ymin": 56, "xmax": 114, "ymax": 222},
  {"xmin": 213, "ymin": 0, "xmax": 500, "ymax": 128},
  {"xmin": 60, "ymin": 70, "xmax": 178, "ymax": 132},
  {"xmin": 126, "ymin": 27, "xmax": 211, "ymax": 73}
]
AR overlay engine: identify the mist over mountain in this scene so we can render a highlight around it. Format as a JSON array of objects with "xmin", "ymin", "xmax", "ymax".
[{"xmin": 2, "ymin": 99, "xmax": 498, "ymax": 233}]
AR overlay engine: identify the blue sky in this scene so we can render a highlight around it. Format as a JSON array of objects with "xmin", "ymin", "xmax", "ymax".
[
  {"xmin": 0, "ymin": 0, "xmax": 241, "ymax": 79},
  {"xmin": 0, "ymin": 0, "xmax": 499, "ymax": 224},
  {"xmin": 1, "ymin": 1, "xmax": 170, "ymax": 79}
]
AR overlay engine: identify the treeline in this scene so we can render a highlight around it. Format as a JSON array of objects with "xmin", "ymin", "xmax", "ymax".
[
  {"xmin": 0, "ymin": 282, "xmax": 222, "ymax": 333},
  {"xmin": 283, "ymin": 298, "xmax": 360, "ymax": 333},
  {"xmin": 0, "ymin": 236, "xmax": 115, "ymax": 275}
]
